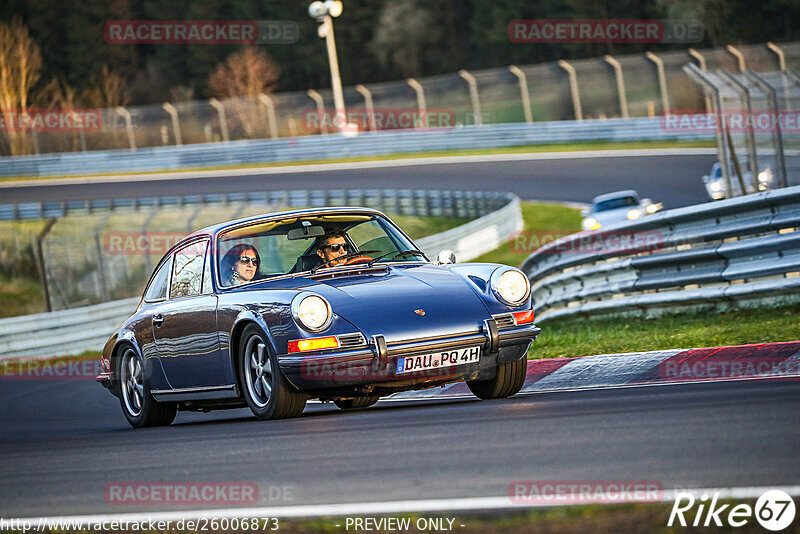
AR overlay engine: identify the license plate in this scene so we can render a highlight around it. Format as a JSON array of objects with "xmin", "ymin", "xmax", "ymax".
[{"xmin": 396, "ymin": 346, "xmax": 481, "ymax": 375}]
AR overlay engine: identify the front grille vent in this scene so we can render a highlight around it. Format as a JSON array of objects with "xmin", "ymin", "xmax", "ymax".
[
  {"xmin": 337, "ymin": 333, "xmax": 366, "ymax": 349},
  {"xmin": 492, "ymin": 313, "xmax": 516, "ymax": 329}
]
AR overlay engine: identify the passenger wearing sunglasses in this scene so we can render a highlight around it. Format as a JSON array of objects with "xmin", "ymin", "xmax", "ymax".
[
  {"xmin": 221, "ymin": 244, "xmax": 261, "ymax": 286},
  {"xmin": 315, "ymin": 230, "xmax": 350, "ymax": 267}
]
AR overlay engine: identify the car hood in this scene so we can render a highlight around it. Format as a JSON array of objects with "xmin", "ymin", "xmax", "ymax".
[
  {"xmin": 590, "ymin": 207, "xmax": 636, "ymax": 225},
  {"xmin": 308, "ymin": 264, "xmax": 492, "ymax": 343}
]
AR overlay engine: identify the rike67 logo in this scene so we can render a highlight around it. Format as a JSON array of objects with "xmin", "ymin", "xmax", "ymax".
[{"xmin": 668, "ymin": 490, "xmax": 796, "ymax": 531}]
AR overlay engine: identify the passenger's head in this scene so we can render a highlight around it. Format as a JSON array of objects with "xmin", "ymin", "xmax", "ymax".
[{"xmin": 222, "ymin": 244, "xmax": 260, "ymax": 285}]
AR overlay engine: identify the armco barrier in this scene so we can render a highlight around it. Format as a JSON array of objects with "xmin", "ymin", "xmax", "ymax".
[
  {"xmin": 522, "ymin": 185, "xmax": 800, "ymax": 321},
  {"xmin": 0, "ymin": 118, "xmax": 713, "ymax": 178},
  {"xmin": 0, "ymin": 191, "xmax": 522, "ymax": 359}
]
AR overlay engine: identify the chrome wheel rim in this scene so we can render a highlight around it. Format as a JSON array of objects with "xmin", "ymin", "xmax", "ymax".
[
  {"xmin": 244, "ymin": 336, "xmax": 272, "ymax": 408},
  {"xmin": 121, "ymin": 348, "xmax": 144, "ymax": 417}
]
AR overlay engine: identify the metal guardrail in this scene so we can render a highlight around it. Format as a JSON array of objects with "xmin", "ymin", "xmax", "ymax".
[
  {"xmin": 0, "ymin": 118, "xmax": 712, "ymax": 178},
  {"xmin": 522, "ymin": 185, "xmax": 800, "ymax": 321},
  {"xmin": 0, "ymin": 191, "xmax": 522, "ymax": 359},
  {"xmin": 1, "ymin": 188, "xmax": 509, "ymax": 221}
]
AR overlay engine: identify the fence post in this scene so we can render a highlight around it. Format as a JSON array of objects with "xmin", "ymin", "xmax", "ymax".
[
  {"xmin": 688, "ymin": 48, "xmax": 712, "ymax": 113},
  {"xmin": 726, "ymin": 44, "xmax": 746, "ymax": 72},
  {"xmin": 407, "ymin": 78, "xmax": 427, "ymax": 128},
  {"xmin": 355, "ymin": 85, "xmax": 376, "ymax": 132},
  {"xmin": 258, "ymin": 94, "xmax": 279, "ymax": 139},
  {"xmin": 116, "ymin": 106, "xmax": 136, "ymax": 150},
  {"xmin": 766, "ymin": 42, "xmax": 786, "ymax": 71},
  {"xmin": 93, "ymin": 213, "xmax": 112, "ymax": 302},
  {"xmin": 557, "ymin": 60, "xmax": 583, "ymax": 121},
  {"xmin": 162, "ymin": 103, "xmax": 182, "ymax": 145},
  {"xmin": 603, "ymin": 55, "xmax": 629, "ymax": 119},
  {"xmin": 209, "ymin": 98, "xmax": 230, "ymax": 142},
  {"xmin": 306, "ymin": 89, "xmax": 328, "ymax": 134},
  {"xmin": 508, "ymin": 65, "xmax": 533, "ymax": 123},
  {"xmin": 35, "ymin": 218, "xmax": 57, "ymax": 312},
  {"xmin": 459, "ymin": 69, "xmax": 482, "ymax": 126},
  {"xmin": 645, "ymin": 52, "xmax": 670, "ymax": 115}
]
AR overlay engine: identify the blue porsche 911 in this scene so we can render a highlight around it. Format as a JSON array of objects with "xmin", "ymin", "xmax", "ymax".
[{"xmin": 97, "ymin": 207, "xmax": 540, "ymax": 427}]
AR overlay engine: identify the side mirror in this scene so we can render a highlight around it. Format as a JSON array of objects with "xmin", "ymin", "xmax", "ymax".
[
  {"xmin": 434, "ymin": 249, "xmax": 456, "ymax": 265},
  {"xmin": 580, "ymin": 208, "xmax": 590, "ymax": 217}
]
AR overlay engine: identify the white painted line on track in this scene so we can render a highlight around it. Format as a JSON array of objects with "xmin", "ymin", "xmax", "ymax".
[
  {"xmin": 0, "ymin": 148, "xmax": 717, "ymax": 189},
  {"xmin": 10, "ymin": 486, "xmax": 800, "ymax": 524}
]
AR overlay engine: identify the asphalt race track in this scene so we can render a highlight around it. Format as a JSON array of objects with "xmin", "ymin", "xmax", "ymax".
[
  {"xmin": 0, "ymin": 152, "xmax": 715, "ymax": 209},
  {"xmin": 1, "ymin": 378, "xmax": 798, "ymax": 518}
]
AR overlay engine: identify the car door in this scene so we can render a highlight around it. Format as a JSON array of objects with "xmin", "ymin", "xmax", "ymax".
[{"xmin": 152, "ymin": 238, "xmax": 226, "ymax": 390}]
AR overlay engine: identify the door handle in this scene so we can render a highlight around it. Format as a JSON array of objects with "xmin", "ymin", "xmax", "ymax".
[{"xmin": 153, "ymin": 314, "xmax": 165, "ymax": 327}]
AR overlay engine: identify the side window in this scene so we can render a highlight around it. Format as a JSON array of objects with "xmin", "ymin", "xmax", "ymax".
[
  {"xmin": 144, "ymin": 258, "xmax": 171, "ymax": 302},
  {"xmin": 201, "ymin": 248, "xmax": 213, "ymax": 294},
  {"xmin": 170, "ymin": 240, "xmax": 208, "ymax": 299}
]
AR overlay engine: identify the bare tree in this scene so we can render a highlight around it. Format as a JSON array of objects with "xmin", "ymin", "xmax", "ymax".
[
  {"xmin": 207, "ymin": 47, "xmax": 280, "ymax": 138},
  {"xmin": 83, "ymin": 65, "xmax": 129, "ymax": 109},
  {"xmin": 0, "ymin": 19, "xmax": 42, "ymax": 155}
]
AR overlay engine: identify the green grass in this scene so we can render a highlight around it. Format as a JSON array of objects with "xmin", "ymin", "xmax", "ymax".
[
  {"xmin": 529, "ymin": 303, "xmax": 800, "ymax": 359},
  {"xmin": 472, "ymin": 201, "xmax": 583, "ymax": 266},
  {"xmin": 0, "ymin": 272, "xmax": 44, "ymax": 318},
  {"xmin": 0, "ymin": 139, "xmax": 714, "ymax": 182}
]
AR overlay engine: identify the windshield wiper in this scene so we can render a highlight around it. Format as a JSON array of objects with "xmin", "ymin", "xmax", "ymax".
[{"xmin": 367, "ymin": 249, "xmax": 426, "ymax": 267}]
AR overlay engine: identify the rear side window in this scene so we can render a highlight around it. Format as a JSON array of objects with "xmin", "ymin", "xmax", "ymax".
[
  {"xmin": 144, "ymin": 258, "xmax": 171, "ymax": 302},
  {"xmin": 170, "ymin": 240, "xmax": 209, "ymax": 299}
]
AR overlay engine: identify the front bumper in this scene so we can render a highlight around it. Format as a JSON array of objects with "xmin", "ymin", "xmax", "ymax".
[{"xmin": 278, "ymin": 318, "xmax": 540, "ymax": 391}]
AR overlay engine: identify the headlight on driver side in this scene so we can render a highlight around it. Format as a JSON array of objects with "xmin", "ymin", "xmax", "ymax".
[
  {"xmin": 490, "ymin": 267, "xmax": 530, "ymax": 306},
  {"xmin": 291, "ymin": 293, "xmax": 332, "ymax": 332}
]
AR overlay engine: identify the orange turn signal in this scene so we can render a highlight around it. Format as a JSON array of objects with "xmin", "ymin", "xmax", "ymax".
[
  {"xmin": 288, "ymin": 336, "xmax": 340, "ymax": 353},
  {"xmin": 512, "ymin": 310, "xmax": 535, "ymax": 325}
]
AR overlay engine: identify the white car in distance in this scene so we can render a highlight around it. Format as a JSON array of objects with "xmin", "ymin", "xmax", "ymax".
[{"xmin": 581, "ymin": 190, "xmax": 662, "ymax": 231}]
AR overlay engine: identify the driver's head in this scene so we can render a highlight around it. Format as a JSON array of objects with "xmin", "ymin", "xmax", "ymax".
[{"xmin": 316, "ymin": 230, "xmax": 349, "ymax": 267}]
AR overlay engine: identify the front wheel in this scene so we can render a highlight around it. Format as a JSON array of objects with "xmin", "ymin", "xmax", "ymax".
[
  {"xmin": 118, "ymin": 346, "xmax": 176, "ymax": 428},
  {"xmin": 466, "ymin": 358, "xmax": 527, "ymax": 400},
  {"xmin": 333, "ymin": 396, "xmax": 380, "ymax": 410},
  {"xmin": 239, "ymin": 325, "xmax": 307, "ymax": 420}
]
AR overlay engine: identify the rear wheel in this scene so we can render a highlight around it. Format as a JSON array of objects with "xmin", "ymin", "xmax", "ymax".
[
  {"xmin": 466, "ymin": 358, "xmax": 527, "ymax": 400},
  {"xmin": 118, "ymin": 345, "xmax": 176, "ymax": 428},
  {"xmin": 239, "ymin": 325, "xmax": 307, "ymax": 420},
  {"xmin": 333, "ymin": 396, "xmax": 380, "ymax": 410}
]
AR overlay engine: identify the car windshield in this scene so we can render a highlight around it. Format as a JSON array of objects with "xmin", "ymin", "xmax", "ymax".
[
  {"xmin": 593, "ymin": 196, "xmax": 638, "ymax": 212},
  {"xmin": 217, "ymin": 213, "xmax": 421, "ymax": 286}
]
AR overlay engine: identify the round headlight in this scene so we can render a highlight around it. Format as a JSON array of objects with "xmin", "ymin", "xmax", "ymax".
[
  {"xmin": 491, "ymin": 268, "xmax": 530, "ymax": 306},
  {"xmin": 292, "ymin": 294, "xmax": 332, "ymax": 332},
  {"xmin": 626, "ymin": 208, "xmax": 642, "ymax": 220}
]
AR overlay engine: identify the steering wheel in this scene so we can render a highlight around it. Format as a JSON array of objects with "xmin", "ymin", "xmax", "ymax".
[{"xmin": 345, "ymin": 256, "xmax": 374, "ymax": 265}]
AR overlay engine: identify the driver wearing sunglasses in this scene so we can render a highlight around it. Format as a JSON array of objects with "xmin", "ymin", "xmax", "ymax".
[
  {"xmin": 316, "ymin": 230, "xmax": 350, "ymax": 267},
  {"xmin": 222, "ymin": 243, "xmax": 261, "ymax": 286}
]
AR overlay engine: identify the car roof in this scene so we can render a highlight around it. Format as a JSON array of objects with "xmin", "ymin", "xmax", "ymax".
[
  {"xmin": 182, "ymin": 206, "xmax": 387, "ymax": 243},
  {"xmin": 591, "ymin": 190, "xmax": 640, "ymax": 204}
]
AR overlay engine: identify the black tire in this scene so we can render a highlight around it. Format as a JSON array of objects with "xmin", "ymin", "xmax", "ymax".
[
  {"xmin": 333, "ymin": 396, "xmax": 380, "ymax": 410},
  {"xmin": 466, "ymin": 358, "xmax": 527, "ymax": 400},
  {"xmin": 239, "ymin": 324, "xmax": 307, "ymax": 420},
  {"xmin": 118, "ymin": 345, "xmax": 177, "ymax": 428}
]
